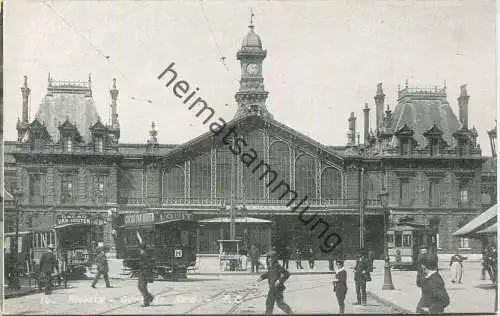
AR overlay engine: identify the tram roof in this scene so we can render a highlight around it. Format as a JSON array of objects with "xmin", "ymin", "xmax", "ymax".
[
  {"xmin": 388, "ymin": 225, "xmax": 426, "ymax": 232},
  {"xmin": 199, "ymin": 216, "xmax": 272, "ymax": 224}
]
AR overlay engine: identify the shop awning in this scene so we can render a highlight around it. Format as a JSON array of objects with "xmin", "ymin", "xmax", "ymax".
[
  {"xmin": 154, "ymin": 219, "xmax": 197, "ymax": 226},
  {"xmin": 477, "ymin": 223, "xmax": 497, "ymax": 235},
  {"xmin": 453, "ymin": 205, "xmax": 497, "ymax": 237},
  {"xmin": 53, "ymin": 223, "xmax": 93, "ymax": 230},
  {"xmin": 199, "ymin": 216, "xmax": 272, "ymax": 224}
]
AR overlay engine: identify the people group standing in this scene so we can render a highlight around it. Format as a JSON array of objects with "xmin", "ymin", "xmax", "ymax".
[
  {"xmin": 258, "ymin": 250, "xmax": 293, "ymax": 314},
  {"xmin": 295, "ymin": 248, "xmax": 304, "ymax": 270}
]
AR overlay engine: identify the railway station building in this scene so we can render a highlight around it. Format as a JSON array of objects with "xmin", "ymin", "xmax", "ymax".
[{"xmin": 5, "ymin": 23, "xmax": 497, "ymax": 260}]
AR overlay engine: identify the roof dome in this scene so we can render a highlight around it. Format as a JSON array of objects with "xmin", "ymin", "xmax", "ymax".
[{"xmin": 242, "ymin": 26, "xmax": 262, "ymax": 48}]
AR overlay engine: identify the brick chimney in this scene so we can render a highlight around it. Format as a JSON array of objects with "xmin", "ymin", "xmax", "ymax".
[
  {"xmin": 458, "ymin": 84, "xmax": 469, "ymax": 129},
  {"xmin": 363, "ymin": 103, "xmax": 370, "ymax": 145},
  {"xmin": 348, "ymin": 112, "xmax": 356, "ymax": 145},
  {"xmin": 374, "ymin": 83, "xmax": 385, "ymax": 134}
]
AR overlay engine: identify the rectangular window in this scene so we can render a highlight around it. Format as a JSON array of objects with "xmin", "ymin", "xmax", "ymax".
[
  {"xmin": 29, "ymin": 173, "xmax": 43, "ymax": 204},
  {"xmin": 460, "ymin": 237, "xmax": 469, "ymax": 249},
  {"xmin": 429, "ymin": 179, "xmax": 440, "ymax": 207},
  {"xmin": 459, "ymin": 180, "xmax": 471, "ymax": 208},
  {"xmin": 403, "ymin": 234, "xmax": 412, "ymax": 247},
  {"xmin": 394, "ymin": 231, "xmax": 402, "ymax": 247},
  {"xmin": 400, "ymin": 178, "xmax": 411, "ymax": 206},
  {"xmin": 61, "ymin": 174, "xmax": 74, "ymax": 204},
  {"xmin": 436, "ymin": 233, "xmax": 440, "ymax": 249},
  {"xmin": 93, "ymin": 175, "xmax": 106, "ymax": 203}
]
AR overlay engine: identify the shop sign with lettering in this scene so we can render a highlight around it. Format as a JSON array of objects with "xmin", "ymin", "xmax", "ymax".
[
  {"xmin": 124, "ymin": 212, "xmax": 155, "ymax": 225},
  {"xmin": 56, "ymin": 214, "xmax": 91, "ymax": 226},
  {"xmin": 157, "ymin": 211, "xmax": 193, "ymax": 222}
]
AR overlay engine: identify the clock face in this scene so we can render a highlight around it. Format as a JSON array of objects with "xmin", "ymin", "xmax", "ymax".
[{"xmin": 246, "ymin": 63, "xmax": 259, "ymax": 75}]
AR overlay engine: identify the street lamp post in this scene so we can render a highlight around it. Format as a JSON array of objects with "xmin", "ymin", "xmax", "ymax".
[
  {"xmin": 10, "ymin": 187, "xmax": 23, "ymax": 289},
  {"xmin": 379, "ymin": 188, "xmax": 395, "ymax": 290}
]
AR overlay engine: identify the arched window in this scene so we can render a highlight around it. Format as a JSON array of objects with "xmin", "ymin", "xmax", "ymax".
[
  {"xmin": 321, "ymin": 167, "xmax": 341, "ymax": 200},
  {"xmin": 190, "ymin": 154, "xmax": 211, "ymax": 199},
  {"xmin": 242, "ymin": 131, "xmax": 266, "ymax": 201},
  {"xmin": 269, "ymin": 141, "xmax": 290, "ymax": 200},
  {"xmin": 216, "ymin": 149, "xmax": 233, "ymax": 199},
  {"xmin": 163, "ymin": 166, "xmax": 184, "ymax": 199},
  {"xmin": 295, "ymin": 153, "xmax": 316, "ymax": 199}
]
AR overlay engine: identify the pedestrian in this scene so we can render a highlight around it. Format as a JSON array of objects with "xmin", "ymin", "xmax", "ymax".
[
  {"xmin": 91, "ymin": 247, "xmax": 111, "ymax": 288},
  {"xmin": 481, "ymin": 244, "xmax": 491, "ymax": 281},
  {"xmin": 295, "ymin": 248, "xmax": 303, "ymax": 269},
  {"xmin": 332, "ymin": 259, "xmax": 347, "ymax": 314},
  {"xmin": 367, "ymin": 249, "xmax": 375, "ymax": 272},
  {"xmin": 282, "ymin": 245, "xmax": 290, "ymax": 270},
  {"xmin": 417, "ymin": 255, "xmax": 450, "ymax": 314},
  {"xmin": 449, "ymin": 249, "xmax": 467, "ymax": 284},
  {"xmin": 39, "ymin": 244, "xmax": 59, "ymax": 295},
  {"xmin": 249, "ymin": 244, "xmax": 260, "ymax": 273},
  {"xmin": 353, "ymin": 252, "xmax": 370, "ymax": 305},
  {"xmin": 257, "ymin": 250, "xmax": 293, "ymax": 314},
  {"xmin": 137, "ymin": 234, "xmax": 154, "ymax": 307},
  {"xmin": 307, "ymin": 247, "xmax": 315, "ymax": 269}
]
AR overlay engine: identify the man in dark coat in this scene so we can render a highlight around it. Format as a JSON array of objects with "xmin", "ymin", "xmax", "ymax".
[
  {"xmin": 249, "ymin": 245, "xmax": 260, "ymax": 273},
  {"xmin": 281, "ymin": 245, "xmax": 291, "ymax": 270},
  {"xmin": 258, "ymin": 251, "xmax": 293, "ymax": 314},
  {"xmin": 353, "ymin": 252, "xmax": 370, "ymax": 305},
  {"xmin": 138, "ymin": 241, "xmax": 154, "ymax": 307},
  {"xmin": 39, "ymin": 244, "xmax": 59, "ymax": 295},
  {"xmin": 91, "ymin": 247, "xmax": 111, "ymax": 288},
  {"xmin": 417, "ymin": 255, "xmax": 450, "ymax": 313}
]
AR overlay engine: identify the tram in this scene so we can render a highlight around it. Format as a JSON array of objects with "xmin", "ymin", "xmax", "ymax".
[
  {"xmin": 387, "ymin": 223, "xmax": 436, "ymax": 270},
  {"xmin": 118, "ymin": 211, "xmax": 197, "ymax": 280}
]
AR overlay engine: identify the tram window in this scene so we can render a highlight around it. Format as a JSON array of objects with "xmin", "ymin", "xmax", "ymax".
[
  {"xmin": 403, "ymin": 234, "xmax": 412, "ymax": 247},
  {"xmin": 395, "ymin": 231, "xmax": 402, "ymax": 247},
  {"xmin": 180, "ymin": 231, "xmax": 189, "ymax": 247},
  {"xmin": 387, "ymin": 233, "xmax": 394, "ymax": 246}
]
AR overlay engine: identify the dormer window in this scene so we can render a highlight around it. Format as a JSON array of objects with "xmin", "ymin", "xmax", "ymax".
[
  {"xmin": 94, "ymin": 137, "xmax": 104, "ymax": 152},
  {"xmin": 400, "ymin": 138, "xmax": 412, "ymax": 156},
  {"xmin": 63, "ymin": 137, "xmax": 73, "ymax": 152},
  {"xmin": 395, "ymin": 124, "xmax": 415, "ymax": 157},
  {"xmin": 430, "ymin": 138, "xmax": 439, "ymax": 156}
]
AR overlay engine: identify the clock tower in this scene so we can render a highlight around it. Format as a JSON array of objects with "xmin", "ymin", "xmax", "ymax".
[{"xmin": 234, "ymin": 20, "xmax": 272, "ymax": 119}]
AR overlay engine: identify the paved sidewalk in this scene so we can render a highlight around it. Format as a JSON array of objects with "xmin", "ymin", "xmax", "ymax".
[
  {"xmin": 190, "ymin": 256, "xmax": 336, "ymax": 275},
  {"xmin": 367, "ymin": 260, "xmax": 496, "ymax": 314}
]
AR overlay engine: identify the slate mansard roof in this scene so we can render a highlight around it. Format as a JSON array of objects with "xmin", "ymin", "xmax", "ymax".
[
  {"xmin": 35, "ymin": 77, "xmax": 100, "ymax": 143},
  {"xmin": 388, "ymin": 86, "xmax": 462, "ymax": 148}
]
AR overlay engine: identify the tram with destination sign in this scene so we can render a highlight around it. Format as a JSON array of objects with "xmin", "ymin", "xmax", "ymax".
[
  {"xmin": 387, "ymin": 223, "xmax": 437, "ymax": 270},
  {"xmin": 118, "ymin": 211, "xmax": 197, "ymax": 280}
]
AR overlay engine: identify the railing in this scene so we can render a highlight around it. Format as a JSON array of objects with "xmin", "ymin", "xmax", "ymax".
[
  {"xmin": 16, "ymin": 143, "xmax": 115, "ymax": 153},
  {"xmin": 118, "ymin": 197, "xmax": 381, "ymax": 207},
  {"xmin": 379, "ymin": 148, "xmax": 482, "ymax": 158}
]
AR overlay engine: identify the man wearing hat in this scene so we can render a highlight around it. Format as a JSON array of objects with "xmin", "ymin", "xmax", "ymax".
[
  {"xmin": 91, "ymin": 247, "xmax": 111, "ymax": 288},
  {"xmin": 257, "ymin": 250, "xmax": 293, "ymax": 314},
  {"xmin": 137, "ymin": 233, "xmax": 154, "ymax": 307},
  {"xmin": 39, "ymin": 244, "xmax": 59, "ymax": 295},
  {"xmin": 416, "ymin": 254, "xmax": 449, "ymax": 313},
  {"xmin": 353, "ymin": 251, "xmax": 370, "ymax": 305}
]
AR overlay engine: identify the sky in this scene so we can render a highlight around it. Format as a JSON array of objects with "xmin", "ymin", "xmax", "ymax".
[{"xmin": 4, "ymin": 0, "xmax": 497, "ymax": 153}]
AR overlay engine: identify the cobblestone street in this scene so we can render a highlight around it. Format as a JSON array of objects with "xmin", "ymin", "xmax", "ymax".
[{"xmin": 5, "ymin": 274, "xmax": 396, "ymax": 314}]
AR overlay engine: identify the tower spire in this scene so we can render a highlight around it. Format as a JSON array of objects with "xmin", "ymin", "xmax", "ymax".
[{"xmin": 250, "ymin": 8, "xmax": 255, "ymax": 28}]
